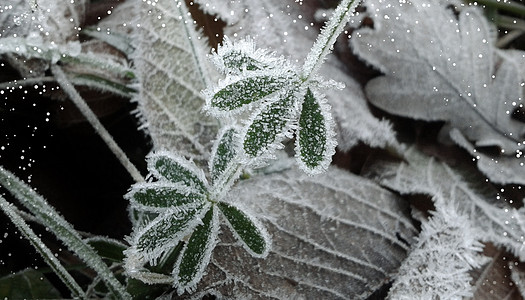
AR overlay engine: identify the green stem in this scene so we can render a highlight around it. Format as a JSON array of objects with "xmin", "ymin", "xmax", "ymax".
[
  {"xmin": 468, "ymin": 0, "xmax": 525, "ymax": 16},
  {"xmin": 301, "ymin": 0, "xmax": 360, "ymax": 81},
  {"xmin": 494, "ymin": 14, "xmax": 525, "ymax": 31}
]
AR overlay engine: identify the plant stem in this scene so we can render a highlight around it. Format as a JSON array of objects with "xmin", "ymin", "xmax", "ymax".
[
  {"xmin": 468, "ymin": 0, "xmax": 525, "ymax": 16},
  {"xmin": 0, "ymin": 196, "xmax": 86, "ymax": 299},
  {"xmin": 301, "ymin": 0, "xmax": 360, "ymax": 81},
  {"xmin": 51, "ymin": 65, "xmax": 144, "ymax": 183}
]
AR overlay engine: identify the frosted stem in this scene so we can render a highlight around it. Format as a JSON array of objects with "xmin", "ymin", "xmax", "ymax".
[
  {"xmin": 0, "ymin": 195, "xmax": 86, "ymax": 298},
  {"xmin": 0, "ymin": 166, "xmax": 132, "ymax": 299},
  {"xmin": 0, "ymin": 77, "xmax": 56, "ymax": 91},
  {"xmin": 301, "ymin": 0, "xmax": 360, "ymax": 81},
  {"xmin": 51, "ymin": 65, "xmax": 144, "ymax": 183}
]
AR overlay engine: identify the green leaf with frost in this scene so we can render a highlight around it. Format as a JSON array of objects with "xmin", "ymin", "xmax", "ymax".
[
  {"xmin": 210, "ymin": 126, "xmax": 239, "ymax": 182},
  {"xmin": 86, "ymin": 237, "xmax": 127, "ymax": 263},
  {"xmin": 296, "ymin": 88, "xmax": 336, "ymax": 174},
  {"xmin": 0, "ymin": 269, "xmax": 61, "ymax": 299},
  {"xmin": 134, "ymin": 204, "xmax": 208, "ymax": 261},
  {"xmin": 209, "ymin": 75, "xmax": 290, "ymax": 112},
  {"xmin": 148, "ymin": 152, "xmax": 208, "ymax": 193},
  {"xmin": 127, "ymin": 183, "xmax": 205, "ymax": 212},
  {"xmin": 243, "ymin": 91, "xmax": 296, "ymax": 158},
  {"xmin": 174, "ymin": 205, "xmax": 218, "ymax": 294},
  {"xmin": 218, "ymin": 202, "xmax": 269, "ymax": 257}
]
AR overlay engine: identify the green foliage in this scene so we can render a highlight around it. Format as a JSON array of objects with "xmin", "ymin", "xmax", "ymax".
[{"xmin": 0, "ymin": 269, "xmax": 61, "ymax": 299}]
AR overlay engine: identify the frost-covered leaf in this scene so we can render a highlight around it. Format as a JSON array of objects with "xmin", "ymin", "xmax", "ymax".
[
  {"xmin": 209, "ymin": 126, "xmax": 239, "ymax": 183},
  {"xmin": 242, "ymin": 90, "xmax": 297, "ymax": 160},
  {"xmin": 203, "ymin": 0, "xmax": 398, "ymax": 152},
  {"xmin": 126, "ymin": 182, "xmax": 205, "ymax": 212},
  {"xmin": 148, "ymin": 151, "xmax": 208, "ymax": 193},
  {"xmin": 511, "ymin": 267, "xmax": 525, "ymax": 299},
  {"xmin": 0, "ymin": 269, "xmax": 61, "ymax": 299},
  {"xmin": 191, "ymin": 167, "xmax": 417, "ymax": 299},
  {"xmin": 86, "ymin": 236, "xmax": 127, "ymax": 263},
  {"xmin": 130, "ymin": 203, "xmax": 209, "ymax": 265},
  {"xmin": 132, "ymin": 0, "xmax": 218, "ymax": 160},
  {"xmin": 174, "ymin": 205, "xmax": 218, "ymax": 295},
  {"xmin": 218, "ymin": 201, "xmax": 270, "ymax": 257},
  {"xmin": 296, "ymin": 88, "xmax": 336, "ymax": 174},
  {"xmin": 207, "ymin": 74, "xmax": 292, "ymax": 113},
  {"xmin": 364, "ymin": 147, "xmax": 525, "ymax": 260},
  {"xmin": 351, "ymin": 0, "xmax": 525, "ymax": 157},
  {"xmin": 450, "ymin": 129, "xmax": 525, "ymax": 185},
  {"xmin": 388, "ymin": 202, "xmax": 484, "ymax": 299}
]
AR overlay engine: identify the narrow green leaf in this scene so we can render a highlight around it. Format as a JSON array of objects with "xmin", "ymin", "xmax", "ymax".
[
  {"xmin": 136, "ymin": 205, "xmax": 206, "ymax": 257},
  {"xmin": 297, "ymin": 88, "xmax": 331, "ymax": 173},
  {"xmin": 243, "ymin": 91, "xmax": 296, "ymax": 157},
  {"xmin": 218, "ymin": 202, "xmax": 269, "ymax": 256},
  {"xmin": 0, "ymin": 269, "xmax": 61, "ymax": 299},
  {"xmin": 149, "ymin": 152, "xmax": 207, "ymax": 193},
  {"xmin": 211, "ymin": 76, "xmax": 288, "ymax": 111},
  {"xmin": 210, "ymin": 127, "xmax": 238, "ymax": 182},
  {"xmin": 174, "ymin": 205, "xmax": 217, "ymax": 294},
  {"xmin": 127, "ymin": 182, "xmax": 205, "ymax": 211},
  {"xmin": 86, "ymin": 237, "xmax": 127, "ymax": 263}
]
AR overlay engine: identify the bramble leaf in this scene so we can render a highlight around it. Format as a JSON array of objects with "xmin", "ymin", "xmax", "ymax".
[
  {"xmin": 243, "ymin": 90, "xmax": 297, "ymax": 159},
  {"xmin": 218, "ymin": 202, "xmax": 269, "ymax": 257},
  {"xmin": 210, "ymin": 126, "xmax": 239, "ymax": 182},
  {"xmin": 174, "ymin": 205, "xmax": 218, "ymax": 294},
  {"xmin": 126, "ymin": 182, "xmax": 205, "ymax": 212},
  {"xmin": 296, "ymin": 88, "xmax": 336, "ymax": 174},
  {"xmin": 148, "ymin": 151, "xmax": 208, "ymax": 193}
]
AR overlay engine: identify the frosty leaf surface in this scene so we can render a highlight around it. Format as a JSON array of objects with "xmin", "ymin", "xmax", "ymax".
[
  {"xmin": 132, "ymin": 0, "xmax": 218, "ymax": 160},
  {"xmin": 296, "ymin": 88, "xmax": 336, "ymax": 174},
  {"xmin": 192, "ymin": 167, "xmax": 417, "ymax": 299},
  {"xmin": 204, "ymin": 0, "xmax": 397, "ymax": 151},
  {"xmin": 351, "ymin": 0, "xmax": 525, "ymax": 152},
  {"xmin": 126, "ymin": 182, "xmax": 205, "ymax": 212},
  {"xmin": 210, "ymin": 126, "xmax": 239, "ymax": 183},
  {"xmin": 148, "ymin": 152, "xmax": 208, "ymax": 193},
  {"xmin": 243, "ymin": 91, "xmax": 296, "ymax": 159},
  {"xmin": 210, "ymin": 75, "xmax": 289, "ymax": 111},
  {"xmin": 218, "ymin": 202, "xmax": 269, "ymax": 257},
  {"xmin": 132, "ymin": 204, "xmax": 208, "ymax": 263},
  {"xmin": 364, "ymin": 147, "xmax": 525, "ymax": 260},
  {"xmin": 174, "ymin": 205, "xmax": 218, "ymax": 295},
  {"xmin": 388, "ymin": 202, "xmax": 484, "ymax": 299}
]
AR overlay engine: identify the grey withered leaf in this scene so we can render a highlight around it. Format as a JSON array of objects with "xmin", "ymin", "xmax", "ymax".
[
  {"xmin": 186, "ymin": 166, "xmax": 417, "ymax": 299},
  {"xmin": 351, "ymin": 0, "xmax": 525, "ymax": 155},
  {"xmin": 132, "ymin": 0, "xmax": 218, "ymax": 161}
]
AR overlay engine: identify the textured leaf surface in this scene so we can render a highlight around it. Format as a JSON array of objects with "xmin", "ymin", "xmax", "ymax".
[
  {"xmin": 210, "ymin": 75, "xmax": 289, "ymax": 111},
  {"xmin": 218, "ymin": 202, "xmax": 269, "ymax": 257},
  {"xmin": 351, "ymin": 0, "xmax": 525, "ymax": 171},
  {"xmin": 388, "ymin": 202, "xmax": 484, "ymax": 299},
  {"xmin": 364, "ymin": 147, "xmax": 525, "ymax": 260},
  {"xmin": 210, "ymin": 126, "xmax": 239, "ymax": 183},
  {"xmin": 191, "ymin": 167, "xmax": 417, "ymax": 299},
  {"xmin": 134, "ymin": 205, "xmax": 207, "ymax": 260},
  {"xmin": 174, "ymin": 205, "xmax": 218, "ymax": 295},
  {"xmin": 243, "ymin": 91, "xmax": 296, "ymax": 159},
  {"xmin": 127, "ymin": 182, "xmax": 205, "ymax": 212},
  {"xmin": 0, "ymin": 269, "xmax": 61, "ymax": 299},
  {"xmin": 296, "ymin": 88, "xmax": 336, "ymax": 174},
  {"xmin": 148, "ymin": 152, "xmax": 208, "ymax": 193},
  {"xmin": 132, "ymin": 0, "xmax": 218, "ymax": 160}
]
